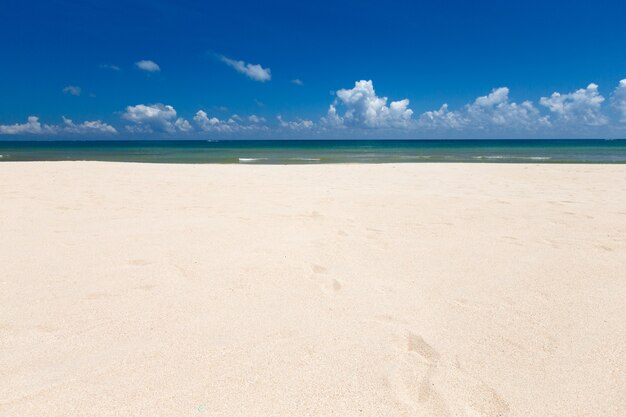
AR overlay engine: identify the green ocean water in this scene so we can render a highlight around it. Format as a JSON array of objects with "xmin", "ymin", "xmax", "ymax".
[{"xmin": 1, "ymin": 140, "xmax": 626, "ymax": 164}]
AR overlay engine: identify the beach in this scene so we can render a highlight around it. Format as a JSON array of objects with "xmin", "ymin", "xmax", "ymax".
[{"xmin": 1, "ymin": 161, "xmax": 624, "ymax": 416}]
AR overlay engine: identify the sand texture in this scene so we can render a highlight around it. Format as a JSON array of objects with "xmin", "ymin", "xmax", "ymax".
[{"xmin": 1, "ymin": 162, "xmax": 625, "ymax": 416}]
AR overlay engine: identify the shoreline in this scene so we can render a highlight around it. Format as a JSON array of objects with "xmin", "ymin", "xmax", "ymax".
[{"xmin": 2, "ymin": 160, "xmax": 626, "ymax": 166}]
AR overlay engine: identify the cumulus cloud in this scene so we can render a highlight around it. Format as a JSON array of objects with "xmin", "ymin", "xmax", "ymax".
[
  {"xmin": 0, "ymin": 116, "xmax": 116, "ymax": 135},
  {"xmin": 194, "ymin": 111, "xmax": 231, "ymax": 132},
  {"xmin": 193, "ymin": 110, "xmax": 268, "ymax": 132},
  {"xmin": 62, "ymin": 85, "xmax": 81, "ymax": 96},
  {"xmin": 220, "ymin": 56, "xmax": 271, "ymax": 82},
  {"xmin": 418, "ymin": 104, "xmax": 466, "ymax": 129},
  {"xmin": 174, "ymin": 118, "xmax": 193, "ymax": 132},
  {"xmin": 122, "ymin": 104, "xmax": 190, "ymax": 133},
  {"xmin": 277, "ymin": 115, "xmax": 313, "ymax": 130},
  {"xmin": 419, "ymin": 87, "xmax": 549, "ymax": 131},
  {"xmin": 323, "ymin": 80, "xmax": 413, "ymax": 129},
  {"xmin": 248, "ymin": 115, "xmax": 266, "ymax": 124},
  {"xmin": 322, "ymin": 105, "xmax": 344, "ymax": 128},
  {"xmin": 611, "ymin": 79, "xmax": 626, "ymax": 122},
  {"xmin": 135, "ymin": 60, "xmax": 161, "ymax": 73},
  {"xmin": 463, "ymin": 88, "xmax": 548, "ymax": 128},
  {"xmin": 62, "ymin": 117, "xmax": 117, "ymax": 134},
  {"xmin": 539, "ymin": 83, "xmax": 607, "ymax": 126},
  {"xmin": 0, "ymin": 116, "xmax": 55, "ymax": 135}
]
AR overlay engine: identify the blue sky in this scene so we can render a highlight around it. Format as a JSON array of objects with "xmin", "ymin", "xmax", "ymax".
[{"xmin": 1, "ymin": 0, "xmax": 626, "ymax": 139}]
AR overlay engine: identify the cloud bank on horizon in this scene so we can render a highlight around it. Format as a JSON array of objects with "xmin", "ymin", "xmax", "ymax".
[
  {"xmin": 0, "ymin": 116, "xmax": 116, "ymax": 135},
  {"xmin": 3, "ymin": 77, "xmax": 626, "ymax": 138}
]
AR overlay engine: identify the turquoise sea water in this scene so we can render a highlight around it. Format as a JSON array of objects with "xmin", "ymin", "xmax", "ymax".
[{"xmin": 1, "ymin": 140, "xmax": 626, "ymax": 164}]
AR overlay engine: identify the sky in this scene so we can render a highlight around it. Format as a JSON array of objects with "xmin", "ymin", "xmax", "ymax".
[{"xmin": 1, "ymin": 0, "xmax": 626, "ymax": 139}]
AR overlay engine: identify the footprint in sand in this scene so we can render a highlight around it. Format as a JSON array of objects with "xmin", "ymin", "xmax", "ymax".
[
  {"xmin": 464, "ymin": 380, "xmax": 510, "ymax": 417},
  {"xmin": 329, "ymin": 279, "xmax": 342, "ymax": 292},
  {"xmin": 595, "ymin": 244, "xmax": 614, "ymax": 252},
  {"xmin": 406, "ymin": 332, "xmax": 446, "ymax": 407},
  {"xmin": 387, "ymin": 331, "xmax": 450, "ymax": 416},
  {"xmin": 310, "ymin": 264, "xmax": 341, "ymax": 293},
  {"xmin": 388, "ymin": 330, "xmax": 510, "ymax": 417},
  {"xmin": 407, "ymin": 332, "xmax": 440, "ymax": 362}
]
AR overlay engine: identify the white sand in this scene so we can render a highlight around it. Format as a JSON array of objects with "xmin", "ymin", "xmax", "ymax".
[{"xmin": 1, "ymin": 162, "xmax": 625, "ymax": 417}]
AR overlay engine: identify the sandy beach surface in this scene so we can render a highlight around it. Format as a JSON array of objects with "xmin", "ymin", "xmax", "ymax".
[{"xmin": 1, "ymin": 162, "xmax": 624, "ymax": 417}]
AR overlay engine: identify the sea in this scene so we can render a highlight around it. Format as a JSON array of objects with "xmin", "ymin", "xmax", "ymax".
[{"xmin": 1, "ymin": 139, "xmax": 626, "ymax": 164}]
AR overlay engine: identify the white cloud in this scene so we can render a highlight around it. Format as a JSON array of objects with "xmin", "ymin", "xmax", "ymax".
[
  {"xmin": 194, "ymin": 110, "xmax": 268, "ymax": 132},
  {"xmin": 322, "ymin": 104, "xmax": 344, "ymax": 128},
  {"xmin": 62, "ymin": 117, "xmax": 117, "ymax": 134},
  {"xmin": 194, "ymin": 110, "xmax": 235, "ymax": 132},
  {"xmin": 277, "ymin": 115, "xmax": 314, "ymax": 130},
  {"xmin": 419, "ymin": 87, "xmax": 549, "ymax": 130},
  {"xmin": 418, "ymin": 104, "xmax": 466, "ymax": 129},
  {"xmin": 611, "ymin": 79, "xmax": 626, "ymax": 123},
  {"xmin": 0, "ymin": 116, "xmax": 116, "ymax": 135},
  {"xmin": 466, "ymin": 87, "xmax": 548, "ymax": 129},
  {"xmin": 220, "ymin": 56, "xmax": 271, "ymax": 82},
  {"xmin": 100, "ymin": 64, "xmax": 121, "ymax": 71},
  {"xmin": 291, "ymin": 79, "xmax": 304, "ymax": 86},
  {"xmin": 323, "ymin": 80, "xmax": 413, "ymax": 128},
  {"xmin": 62, "ymin": 86, "xmax": 81, "ymax": 96},
  {"xmin": 122, "ymin": 104, "xmax": 190, "ymax": 133},
  {"xmin": 539, "ymin": 83, "xmax": 607, "ymax": 126},
  {"xmin": 0, "ymin": 116, "xmax": 55, "ymax": 135},
  {"xmin": 135, "ymin": 60, "xmax": 161, "ymax": 73},
  {"xmin": 248, "ymin": 115, "xmax": 266, "ymax": 124},
  {"xmin": 174, "ymin": 118, "xmax": 193, "ymax": 132}
]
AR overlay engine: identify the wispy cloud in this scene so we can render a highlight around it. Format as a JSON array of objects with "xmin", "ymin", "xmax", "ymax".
[
  {"xmin": 135, "ymin": 60, "xmax": 161, "ymax": 73},
  {"xmin": 291, "ymin": 79, "xmax": 304, "ymax": 86},
  {"xmin": 100, "ymin": 64, "xmax": 121, "ymax": 71},
  {"xmin": 62, "ymin": 85, "xmax": 82, "ymax": 96},
  {"xmin": 219, "ymin": 55, "xmax": 271, "ymax": 82}
]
